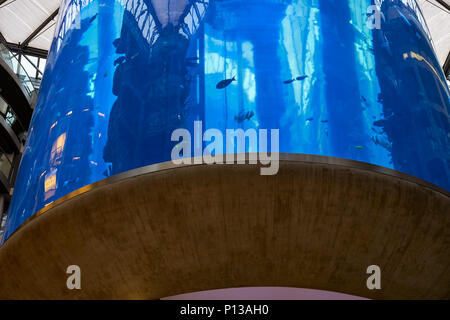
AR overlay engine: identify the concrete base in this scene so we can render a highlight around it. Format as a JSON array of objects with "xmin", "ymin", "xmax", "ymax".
[{"xmin": 0, "ymin": 154, "xmax": 448, "ymax": 299}]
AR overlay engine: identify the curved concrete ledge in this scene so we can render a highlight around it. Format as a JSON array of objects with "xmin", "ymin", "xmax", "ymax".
[{"xmin": 0, "ymin": 154, "xmax": 449, "ymax": 299}]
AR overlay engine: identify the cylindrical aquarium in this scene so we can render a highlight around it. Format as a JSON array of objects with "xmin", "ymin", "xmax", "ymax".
[{"xmin": 2, "ymin": 0, "xmax": 449, "ymax": 242}]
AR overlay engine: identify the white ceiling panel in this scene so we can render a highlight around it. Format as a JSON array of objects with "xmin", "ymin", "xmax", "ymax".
[
  {"xmin": 28, "ymin": 20, "xmax": 56, "ymax": 50},
  {"xmin": 417, "ymin": 0, "xmax": 450, "ymax": 66},
  {"xmin": 0, "ymin": 0, "xmax": 60, "ymax": 50}
]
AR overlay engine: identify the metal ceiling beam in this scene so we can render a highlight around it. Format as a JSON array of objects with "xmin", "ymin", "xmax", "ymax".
[
  {"xmin": 443, "ymin": 51, "xmax": 450, "ymax": 79},
  {"xmin": 0, "ymin": 31, "xmax": 7, "ymax": 45},
  {"xmin": 435, "ymin": 0, "xmax": 450, "ymax": 11},
  {"xmin": 6, "ymin": 42, "xmax": 48, "ymax": 58},
  {"xmin": 2, "ymin": 31, "xmax": 48, "ymax": 58},
  {"xmin": 21, "ymin": 8, "xmax": 59, "ymax": 47}
]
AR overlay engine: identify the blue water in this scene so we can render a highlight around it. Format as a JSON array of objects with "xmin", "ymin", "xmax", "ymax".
[{"xmin": 2, "ymin": 0, "xmax": 449, "ymax": 242}]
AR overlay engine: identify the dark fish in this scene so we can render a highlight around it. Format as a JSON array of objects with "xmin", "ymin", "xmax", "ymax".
[
  {"xmin": 306, "ymin": 117, "xmax": 314, "ymax": 122},
  {"xmin": 186, "ymin": 62, "xmax": 199, "ymax": 67},
  {"xmin": 216, "ymin": 76, "xmax": 236, "ymax": 89},
  {"xmin": 235, "ymin": 110, "xmax": 254, "ymax": 123},
  {"xmin": 283, "ymin": 79, "xmax": 296, "ymax": 84},
  {"xmin": 186, "ymin": 57, "xmax": 199, "ymax": 61},
  {"xmin": 245, "ymin": 110, "xmax": 255, "ymax": 120},
  {"xmin": 114, "ymin": 56, "xmax": 126, "ymax": 66},
  {"xmin": 284, "ymin": 75, "xmax": 308, "ymax": 84},
  {"xmin": 89, "ymin": 14, "xmax": 98, "ymax": 23},
  {"xmin": 104, "ymin": 71, "xmax": 108, "ymax": 77},
  {"xmin": 361, "ymin": 95, "xmax": 367, "ymax": 103},
  {"xmin": 321, "ymin": 120, "xmax": 329, "ymax": 123},
  {"xmin": 372, "ymin": 135, "xmax": 392, "ymax": 151},
  {"xmin": 373, "ymin": 119, "xmax": 386, "ymax": 127}
]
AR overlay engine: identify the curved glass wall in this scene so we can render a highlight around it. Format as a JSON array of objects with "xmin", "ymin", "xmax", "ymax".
[{"xmin": 2, "ymin": 0, "xmax": 449, "ymax": 242}]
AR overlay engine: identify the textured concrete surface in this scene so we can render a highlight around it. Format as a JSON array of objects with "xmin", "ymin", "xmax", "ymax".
[{"xmin": 0, "ymin": 156, "xmax": 448, "ymax": 299}]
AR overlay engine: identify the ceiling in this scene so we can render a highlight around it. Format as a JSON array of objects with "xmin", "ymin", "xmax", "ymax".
[
  {"xmin": 417, "ymin": 0, "xmax": 450, "ymax": 67},
  {"xmin": 0, "ymin": 0, "xmax": 449, "ymax": 68},
  {"xmin": 0, "ymin": 0, "xmax": 59, "ymax": 54}
]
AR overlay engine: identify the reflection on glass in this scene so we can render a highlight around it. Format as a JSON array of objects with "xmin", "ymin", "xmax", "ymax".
[
  {"xmin": 44, "ymin": 170, "xmax": 57, "ymax": 201},
  {"xmin": 2, "ymin": 0, "xmax": 449, "ymax": 243},
  {"xmin": 50, "ymin": 133, "xmax": 67, "ymax": 166}
]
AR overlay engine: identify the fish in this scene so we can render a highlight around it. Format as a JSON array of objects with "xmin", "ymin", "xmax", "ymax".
[
  {"xmin": 114, "ymin": 56, "xmax": 126, "ymax": 66},
  {"xmin": 235, "ymin": 110, "xmax": 255, "ymax": 123},
  {"xmin": 361, "ymin": 95, "xmax": 367, "ymax": 103},
  {"xmin": 245, "ymin": 110, "xmax": 255, "ymax": 120},
  {"xmin": 355, "ymin": 145, "xmax": 364, "ymax": 150},
  {"xmin": 306, "ymin": 117, "xmax": 314, "ymax": 122},
  {"xmin": 372, "ymin": 135, "xmax": 392, "ymax": 151},
  {"xmin": 234, "ymin": 115, "xmax": 245, "ymax": 123},
  {"xmin": 186, "ymin": 62, "xmax": 199, "ymax": 67},
  {"xmin": 373, "ymin": 119, "xmax": 387, "ymax": 127},
  {"xmin": 321, "ymin": 120, "xmax": 329, "ymax": 123},
  {"xmin": 186, "ymin": 57, "xmax": 199, "ymax": 61},
  {"xmin": 104, "ymin": 71, "xmax": 108, "ymax": 77},
  {"xmin": 284, "ymin": 75, "xmax": 308, "ymax": 84},
  {"xmin": 89, "ymin": 14, "xmax": 98, "ymax": 23},
  {"xmin": 216, "ymin": 76, "xmax": 236, "ymax": 89}
]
